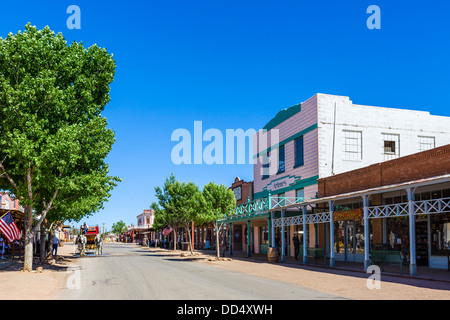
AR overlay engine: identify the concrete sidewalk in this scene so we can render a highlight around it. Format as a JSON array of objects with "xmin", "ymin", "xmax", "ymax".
[
  {"xmin": 194, "ymin": 248, "xmax": 450, "ymax": 283},
  {"xmin": 142, "ymin": 245, "xmax": 450, "ymax": 300}
]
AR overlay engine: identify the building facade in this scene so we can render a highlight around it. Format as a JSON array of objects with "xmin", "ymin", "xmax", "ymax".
[
  {"xmin": 253, "ymin": 93, "xmax": 450, "ymax": 202},
  {"xmin": 271, "ymin": 144, "xmax": 450, "ymax": 274},
  {"xmin": 228, "ymin": 178, "xmax": 260, "ymax": 255},
  {"xmin": 131, "ymin": 209, "xmax": 156, "ymax": 245},
  {"xmin": 223, "ymin": 93, "xmax": 450, "ymax": 271}
]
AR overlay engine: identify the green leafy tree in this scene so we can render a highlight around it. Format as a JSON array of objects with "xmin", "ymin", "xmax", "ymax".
[
  {"xmin": 167, "ymin": 180, "xmax": 205, "ymax": 255},
  {"xmin": 111, "ymin": 220, "xmax": 127, "ymax": 235},
  {"xmin": 0, "ymin": 24, "xmax": 119, "ymax": 271},
  {"xmin": 152, "ymin": 173, "xmax": 206, "ymax": 254},
  {"xmin": 201, "ymin": 182, "xmax": 236, "ymax": 259},
  {"xmin": 152, "ymin": 174, "xmax": 176, "ymax": 247}
]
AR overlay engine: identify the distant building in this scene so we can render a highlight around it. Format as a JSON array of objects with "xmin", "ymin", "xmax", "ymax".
[{"xmin": 131, "ymin": 209, "xmax": 155, "ymax": 245}]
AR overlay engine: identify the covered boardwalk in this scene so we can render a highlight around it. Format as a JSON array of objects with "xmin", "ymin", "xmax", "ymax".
[
  {"xmin": 268, "ymin": 144, "xmax": 450, "ymax": 277},
  {"xmin": 269, "ymin": 173, "xmax": 450, "ymax": 276}
]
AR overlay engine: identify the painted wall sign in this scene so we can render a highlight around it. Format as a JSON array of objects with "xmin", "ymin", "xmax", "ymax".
[{"xmin": 233, "ymin": 186, "xmax": 242, "ymax": 201}]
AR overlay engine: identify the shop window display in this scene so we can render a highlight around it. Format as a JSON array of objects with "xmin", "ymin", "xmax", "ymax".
[
  {"xmin": 431, "ymin": 213, "xmax": 450, "ymax": 256},
  {"xmin": 260, "ymin": 226, "xmax": 269, "ymax": 245},
  {"xmin": 334, "ymin": 219, "xmax": 366, "ymax": 255},
  {"xmin": 386, "ymin": 216, "xmax": 410, "ymax": 263}
]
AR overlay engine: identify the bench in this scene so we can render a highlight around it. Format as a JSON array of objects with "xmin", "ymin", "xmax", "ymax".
[
  {"xmin": 370, "ymin": 250, "xmax": 403, "ymax": 275},
  {"xmin": 307, "ymin": 247, "xmax": 326, "ymax": 265}
]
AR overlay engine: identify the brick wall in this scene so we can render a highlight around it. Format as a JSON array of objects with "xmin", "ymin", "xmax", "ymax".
[{"xmin": 318, "ymin": 144, "xmax": 450, "ymax": 197}]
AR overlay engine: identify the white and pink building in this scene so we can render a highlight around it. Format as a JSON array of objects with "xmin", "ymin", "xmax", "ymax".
[
  {"xmin": 253, "ymin": 93, "xmax": 450, "ymax": 202},
  {"xmin": 130, "ymin": 209, "xmax": 156, "ymax": 245},
  {"xmin": 225, "ymin": 93, "xmax": 450, "ymax": 259}
]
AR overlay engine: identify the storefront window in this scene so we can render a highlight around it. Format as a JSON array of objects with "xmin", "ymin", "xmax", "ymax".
[
  {"xmin": 333, "ymin": 219, "xmax": 365, "ymax": 255},
  {"xmin": 260, "ymin": 226, "xmax": 269, "ymax": 245},
  {"xmin": 386, "ymin": 217, "xmax": 409, "ymax": 256},
  {"xmin": 431, "ymin": 213, "xmax": 450, "ymax": 256},
  {"xmin": 443, "ymin": 189, "xmax": 450, "ymax": 199},
  {"xmin": 334, "ymin": 221, "xmax": 344, "ymax": 253}
]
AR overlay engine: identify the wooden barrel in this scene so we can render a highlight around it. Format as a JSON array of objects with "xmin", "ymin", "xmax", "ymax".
[{"xmin": 267, "ymin": 247, "xmax": 279, "ymax": 263}]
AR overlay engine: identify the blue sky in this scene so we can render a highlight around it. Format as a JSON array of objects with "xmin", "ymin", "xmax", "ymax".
[{"xmin": 1, "ymin": 1, "xmax": 449, "ymax": 229}]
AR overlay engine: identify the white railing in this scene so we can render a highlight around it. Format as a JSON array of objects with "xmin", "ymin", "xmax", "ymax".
[
  {"xmin": 273, "ymin": 215, "xmax": 304, "ymax": 227},
  {"xmin": 255, "ymin": 197, "xmax": 450, "ymax": 227},
  {"xmin": 304, "ymin": 212, "xmax": 331, "ymax": 224},
  {"xmin": 270, "ymin": 197, "xmax": 308, "ymax": 210},
  {"xmin": 413, "ymin": 197, "xmax": 450, "ymax": 215},
  {"xmin": 273, "ymin": 212, "xmax": 330, "ymax": 227},
  {"xmin": 367, "ymin": 202, "xmax": 409, "ymax": 219}
]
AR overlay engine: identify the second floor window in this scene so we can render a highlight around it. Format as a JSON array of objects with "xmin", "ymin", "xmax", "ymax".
[
  {"xmin": 262, "ymin": 152, "xmax": 270, "ymax": 179},
  {"xmin": 278, "ymin": 145, "xmax": 285, "ymax": 173},
  {"xmin": 382, "ymin": 133, "xmax": 400, "ymax": 160},
  {"xmin": 419, "ymin": 136, "xmax": 435, "ymax": 152},
  {"xmin": 295, "ymin": 136, "xmax": 304, "ymax": 167},
  {"xmin": 343, "ymin": 130, "xmax": 362, "ymax": 160}
]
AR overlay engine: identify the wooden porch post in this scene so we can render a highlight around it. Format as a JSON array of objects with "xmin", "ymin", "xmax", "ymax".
[
  {"xmin": 302, "ymin": 205, "xmax": 308, "ymax": 264},
  {"xmin": 408, "ymin": 187, "xmax": 417, "ymax": 276}
]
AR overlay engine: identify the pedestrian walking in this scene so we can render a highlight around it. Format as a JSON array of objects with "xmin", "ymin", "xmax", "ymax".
[
  {"xmin": 274, "ymin": 234, "xmax": 281, "ymax": 256},
  {"xmin": 52, "ymin": 234, "xmax": 60, "ymax": 257},
  {"xmin": 222, "ymin": 235, "xmax": 227, "ymax": 257}
]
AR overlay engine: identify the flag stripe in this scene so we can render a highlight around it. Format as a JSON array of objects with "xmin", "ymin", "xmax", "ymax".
[
  {"xmin": 0, "ymin": 221, "xmax": 14, "ymax": 241},
  {"xmin": 1, "ymin": 222, "xmax": 15, "ymax": 240},
  {"xmin": 162, "ymin": 226, "xmax": 173, "ymax": 236},
  {"xmin": 0, "ymin": 213, "xmax": 21, "ymax": 242}
]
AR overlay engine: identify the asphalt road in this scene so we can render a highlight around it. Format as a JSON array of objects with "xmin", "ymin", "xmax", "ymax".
[{"xmin": 58, "ymin": 242, "xmax": 344, "ymax": 300}]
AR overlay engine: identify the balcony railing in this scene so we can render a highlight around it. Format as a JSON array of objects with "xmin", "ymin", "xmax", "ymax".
[
  {"xmin": 271, "ymin": 196, "xmax": 450, "ymax": 227},
  {"xmin": 222, "ymin": 196, "xmax": 311, "ymax": 222}
]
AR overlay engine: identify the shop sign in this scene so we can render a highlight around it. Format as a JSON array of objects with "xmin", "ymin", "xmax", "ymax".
[
  {"xmin": 264, "ymin": 175, "xmax": 300, "ymax": 192},
  {"xmin": 334, "ymin": 208, "xmax": 363, "ymax": 221}
]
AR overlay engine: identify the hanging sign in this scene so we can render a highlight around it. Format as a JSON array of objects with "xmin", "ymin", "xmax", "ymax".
[{"xmin": 334, "ymin": 208, "xmax": 363, "ymax": 221}]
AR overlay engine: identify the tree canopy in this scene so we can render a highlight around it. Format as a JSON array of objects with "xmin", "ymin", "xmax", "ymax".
[
  {"xmin": 111, "ymin": 220, "xmax": 127, "ymax": 235},
  {"xmin": 0, "ymin": 24, "xmax": 119, "ymax": 270},
  {"xmin": 201, "ymin": 182, "xmax": 236, "ymax": 259},
  {"xmin": 151, "ymin": 174, "xmax": 235, "ymax": 257}
]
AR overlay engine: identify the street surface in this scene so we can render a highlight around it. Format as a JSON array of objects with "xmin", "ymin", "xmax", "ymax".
[{"xmin": 58, "ymin": 242, "xmax": 343, "ymax": 300}]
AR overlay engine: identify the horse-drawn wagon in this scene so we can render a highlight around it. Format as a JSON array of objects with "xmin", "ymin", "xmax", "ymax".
[
  {"xmin": 84, "ymin": 226, "xmax": 99, "ymax": 250},
  {"xmin": 76, "ymin": 225, "xmax": 103, "ymax": 256}
]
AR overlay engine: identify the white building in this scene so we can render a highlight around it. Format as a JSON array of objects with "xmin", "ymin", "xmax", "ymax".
[
  {"xmin": 252, "ymin": 93, "xmax": 450, "ymax": 201},
  {"xmin": 224, "ymin": 93, "xmax": 450, "ymax": 263},
  {"xmin": 317, "ymin": 94, "xmax": 450, "ymax": 178}
]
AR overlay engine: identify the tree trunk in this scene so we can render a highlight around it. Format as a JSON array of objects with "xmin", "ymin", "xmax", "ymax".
[
  {"xmin": 40, "ymin": 224, "xmax": 46, "ymax": 263},
  {"xmin": 47, "ymin": 230, "xmax": 54, "ymax": 258},
  {"xmin": 173, "ymin": 228, "xmax": 177, "ymax": 251},
  {"xmin": 185, "ymin": 224, "xmax": 193, "ymax": 255},
  {"xmin": 23, "ymin": 205, "xmax": 34, "ymax": 272},
  {"xmin": 215, "ymin": 222, "xmax": 220, "ymax": 260}
]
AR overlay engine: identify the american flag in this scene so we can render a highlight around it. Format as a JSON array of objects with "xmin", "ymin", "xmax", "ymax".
[
  {"xmin": 0, "ymin": 212, "xmax": 21, "ymax": 242},
  {"xmin": 162, "ymin": 226, "xmax": 173, "ymax": 236}
]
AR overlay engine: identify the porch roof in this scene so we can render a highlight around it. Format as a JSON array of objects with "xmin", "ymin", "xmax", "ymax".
[{"xmin": 268, "ymin": 173, "xmax": 450, "ymax": 212}]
